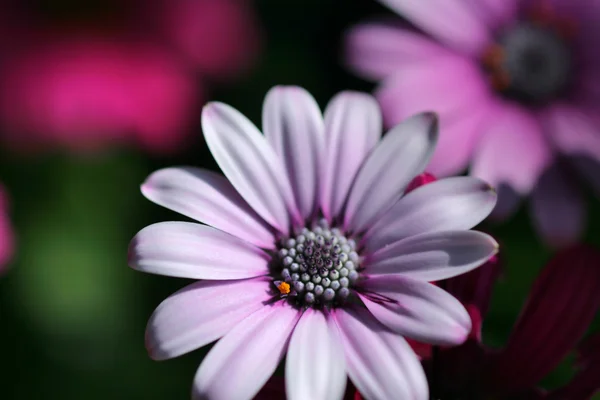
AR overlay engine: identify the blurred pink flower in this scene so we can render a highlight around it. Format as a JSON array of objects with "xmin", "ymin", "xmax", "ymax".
[
  {"xmin": 0, "ymin": 185, "xmax": 15, "ymax": 274},
  {"xmin": 0, "ymin": 0, "xmax": 261, "ymax": 154},
  {"xmin": 128, "ymin": 86, "xmax": 498, "ymax": 399},
  {"xmin": 148, "ymin": 0, "xmax": 261, "ymax": 77},
  {"xmin": 346, "ymin": 0, "xmax": 600, "ymax": 247},
  {"xmin": 1, "ymin": 37, "xmax": 197, "ymax": 153}
]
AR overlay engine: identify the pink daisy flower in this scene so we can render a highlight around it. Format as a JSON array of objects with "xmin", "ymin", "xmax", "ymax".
[
  {"xmin": 129, "ymin": 86, "xmax": 498, "ymax": 399},
  {"xmin": 346, "ymin": 0, "xmax": 600, "ymax": 247}
]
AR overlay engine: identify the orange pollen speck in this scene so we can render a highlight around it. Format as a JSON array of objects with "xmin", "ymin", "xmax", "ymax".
[
  {"xmin": 482, "ymin": 45, "xmax": 505, "ymax": 68},
  {"xmin": 482, "ymin": 45, "xmax": 511, "ymax": 91},
  {"xmin": 277, "ymin": 282, "xmax": 291, "ymax": 295}
]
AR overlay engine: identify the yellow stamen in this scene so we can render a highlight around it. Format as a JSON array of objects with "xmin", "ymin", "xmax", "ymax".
[{"xmin": 277, "ymin": 282, "xmax": 291, "ymax": 295}]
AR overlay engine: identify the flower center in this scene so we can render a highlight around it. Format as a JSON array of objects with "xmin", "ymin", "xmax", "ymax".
[
  {"xmin": 482, "ymin": 22, "xmax": 573, "ymax": 104},
  {"xmin": 273, "ymin": 219, "xmax": 360, "ymax": 308}
]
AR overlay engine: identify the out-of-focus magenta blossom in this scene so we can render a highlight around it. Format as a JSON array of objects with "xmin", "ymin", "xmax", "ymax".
[
  {"xmin": 346, "ymin": 0, "xmax": 600, "ymax": 247},
  {"xmin": 0, "ymin": 185, "xmax": 14, "ymax": 274},
  {"xmin": 147, "ymin": 0, "xmax": 261, "ymax": 77},
  {"xmin": 0, "ymin": 0, "xmax": 261, "ymax": 154},
  {"xmin": 0, "ymin": 37, "xmax": 196, "ymax": 153},
  {"xmin": 428, "ymin": 244, "xmax": 600, "ymax": 399},
  {"xmin": 128, "ymin": 86, "xmax": 499, "ymax": 399}
]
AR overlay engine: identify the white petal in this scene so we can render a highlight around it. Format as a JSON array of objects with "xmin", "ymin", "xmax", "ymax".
[
  {"xmin": 146, "ymin": 277, "xmax": 271, "ymax": 360},
  {"xmin": 320, "ymin": 91, "xmax": 382, "ymax": 221},
  {"xmin": 202, "ymin": 102, "xmax": 300, "ymax": 234},
  {"xmin": 263, "ymin": 86, "xmax": 325, "ymax": 221},
  {"xmin": 286, "ymin": 309, "xmax": 347, "ymax": 400},
  {"xmin": 364, "ymin": 176, "xmax": 497, "ymax": 252},
  {"xmin": 193, "ymin": 303, "xmax": 301, "ymax": 400},
  {"xmin": 365, "ymin": 230, "xmax": 498, "ymax": 281},
  {"xmin": 334, "ymin": 307, "xmax": 428, "ymax": 400},
  {"xmin": 344, "ymin": 112, "xmax": 438, "ymax": 233},
  {"xmin": 142, "ymin": 167, "xmax": 275, "ymax": 249},
  {"xmin": 359, "ymin": 275, "xmax": 472, "ymax": 345},
  {"xmin": 128, "ymin": 222, "xmax": 270, "ymax": 279}
]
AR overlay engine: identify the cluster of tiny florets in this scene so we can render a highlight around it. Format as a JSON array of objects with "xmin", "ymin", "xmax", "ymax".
[{"xmin": 273, "ymin": 219, "xmax": 360, "ymax": 307}]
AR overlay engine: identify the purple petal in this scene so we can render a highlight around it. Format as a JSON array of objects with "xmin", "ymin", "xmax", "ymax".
[
  {"xmin": 202, "ymin": 102, "xmax": 300, "ymax": 234},
  {"xmin": 320, "ymin": 91, "xmax": 382, "ymax": 221},
  {"xmin": 345, "ymin": 22, "xmax": 452, "ymax": 81},
  {"xmin": 285, "ymin": 309, "xmax": 347, "ymax": 400},
  {"xmin": 377, "ymin": 0, "xmax": 491, "ymax": 55},
  {"xmin": 531, "ymin": 163, "xmax": 586, "ymax": 248},
  {"xmin": 358, "ymin": 275, "xmax": 472, "ymax": 345},
  {"xmin": 128, "ymin": 222, "xmax": 270, "ymax": 279},
  {"xmin": 541, "ymin": 103, "xmax": 600, "ymax": 162},
  {"xmin": 344, "ymin": 112, "xmax": 438, "ymax": 233},
  {"xmin": 375, "ymin": 56, "xmax": 490, "ymax": 129},
  {"xmin": 263, "ymin": 86, "xmax": 325, "ymax": 222},
  {"xmin": 365, "ymin": 230, "xmax": 498, "ymax": 281},
  {"xmin": 141, "ymin": 167, "xmax": 275, "ymax": 249},
  {"xmin": 427, "ymin": 109, "xmax": 491, "ymax": 177},
  {"xmin": 334, "ymin": 307, "xmax": 428, "ymax": 400},
  {"xmin": 471, "ymin": 102, "xmax": 552, "ymax": 196},
  {"xmin": 484, "ymin": 245, "xmax": 600, "ymax": 393},
  {"xmin": 465, "ymin": 0, "xmax": 519, "ymax": 29},
  {"xmin": 193, "ymin": 303, "xmax": 301, "ymax": 400},
  {"xmin": 374, "ymin": 58, "xmax": 491, "ymax": 177},
  {"xmin": 364, "ymin": 176, "xmax": 497, "ymax": 252},
  {"xmin": 145, "ymin": 277, "xmax": 271, "ymax": 360},
  {"xmin": 489, "ymin": 183, "xmax": 522, "ymax": 221},
  {"xmin": 540, "ymin": 0, "xmax": 593, "ymax": 25}
]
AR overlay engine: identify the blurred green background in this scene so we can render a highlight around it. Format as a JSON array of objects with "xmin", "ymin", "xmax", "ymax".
[{"xmin": 0, "ymin": 0, "xmax": 599, "ymax": 399}]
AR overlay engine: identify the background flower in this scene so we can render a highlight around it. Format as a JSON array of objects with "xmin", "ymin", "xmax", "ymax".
[
  {"xmin": 0, "ymin": 37, "xmax": 196, "ymax": 153},
  {"xmin": 0, "ymin": 0, "xmax": 261, "ymax": 154},
  {"xmin": 346, "ymin": 0, "xmax": 600, "ymax": 247}
]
